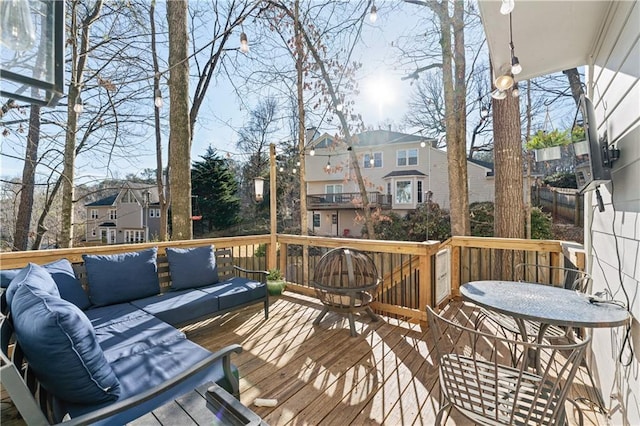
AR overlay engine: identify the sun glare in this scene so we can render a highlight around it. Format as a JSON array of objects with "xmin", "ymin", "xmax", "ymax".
[{"xmin": 365, "ymin": 74, "xmax": 397, "ymax": 109}]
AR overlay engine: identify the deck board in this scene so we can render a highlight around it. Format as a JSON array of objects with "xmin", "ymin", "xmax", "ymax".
[{"xmin": 0, "ymin": 293, "xmax": 606, "ymax": 425}]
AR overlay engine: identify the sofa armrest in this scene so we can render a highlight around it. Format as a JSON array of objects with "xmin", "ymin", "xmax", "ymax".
[
  {"xmin": 58, "ymin": 344, "xmax": 243, "ymax": 426},
  {"xmin": 233, "ymin": 266, "xmax": 268, "ymax": 283}
]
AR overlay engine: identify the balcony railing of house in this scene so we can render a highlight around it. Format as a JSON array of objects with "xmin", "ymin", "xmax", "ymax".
[
  {"xmin": 306, "ymin": 192, "xmax": 392, "ymax": 210},
  {"xmin": 0, "ymin": 235, "xmax": 583, "ymax": 326}
]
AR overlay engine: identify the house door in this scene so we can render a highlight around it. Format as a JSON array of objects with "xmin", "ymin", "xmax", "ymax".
[{"xmin": 101, "ymin": 229, "xmax": 116, "ymax": 244}]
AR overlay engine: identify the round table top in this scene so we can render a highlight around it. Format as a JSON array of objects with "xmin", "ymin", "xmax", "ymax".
[{"xmin": 461, "ymin": 280, "xmax": 630, "ymax": 328}]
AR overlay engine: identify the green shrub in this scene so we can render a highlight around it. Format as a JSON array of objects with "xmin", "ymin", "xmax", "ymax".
[
  {"xmin": 470, "ymin": 202, "xmax": 494, "ymax": 237},
  {"xmin": 254, "ymin": 243, "xmax": 267, "ymax": 258},
  {"xmin": 542, "ymin": 172, "xmax": 577, "ymax": 189},
  {"xmin": 530, "ymin": 207, "xmax": 553, "ymax": 239}
]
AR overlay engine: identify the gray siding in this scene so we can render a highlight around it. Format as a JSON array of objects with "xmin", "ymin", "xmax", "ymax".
[{"xmin": 587, "ymin": 2, "xmax": 639, "ymax": 425}]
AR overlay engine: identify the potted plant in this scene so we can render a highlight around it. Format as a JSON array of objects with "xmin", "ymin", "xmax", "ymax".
[
  {"xmin": 526, "ymin": 129, "xmax": 571, "ymax": 161},
  {"xmin": 266, "ymin": 268, "xmax": 286, "ymax": 296}
]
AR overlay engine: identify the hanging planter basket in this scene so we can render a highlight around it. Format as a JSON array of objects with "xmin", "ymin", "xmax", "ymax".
[{"xmin": 534, "ymin": 146, "xmax": 563, "ymax": 162}]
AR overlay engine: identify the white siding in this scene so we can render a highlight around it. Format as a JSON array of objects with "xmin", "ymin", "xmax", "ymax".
[{"xmin": 587, "ymin": 2, "xmax": 639, "ymax": 425}]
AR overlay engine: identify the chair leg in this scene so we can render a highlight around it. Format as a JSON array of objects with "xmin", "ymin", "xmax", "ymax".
[
  {"xmin": 313, "ymin": 306, "xmax": 329, "ymax": 326},
  {"xmin": 365, "ymin": 306, "xmax": 380, "ymax": 322},
  {"xmin": 348, "ymin": 313, "xmax": 358, "ymax": 337},
  {"xmin": 434, "ymin": 401, "xmax": 452, "ymax": 426}
]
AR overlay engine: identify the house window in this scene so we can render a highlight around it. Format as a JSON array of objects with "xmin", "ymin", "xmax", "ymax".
[
  {"xmin": 387, "ymin": 182, "xmax": 391, "ymax": 195},
  {"xmin": 149, "ymin": 208, "xmax": 160, "ymax": 218},
  {"xmin": 417, "ymin": 181, "xmax": 423, "ymax": 203},
  {"xmin": 363, "ymin": 152, "xmax": 382, "ymax": 168},
  {"xmin": 90, "ymin": 209, "xmax": 98, "ymax": 219},
  {"xmin": 331, "ymin": 213, "xmax": 338, "ymax": 225},
  {"xmin": 396, "ymin": 181, "xmax": 412, "ymax": 204},
  {"xmin": 124, "ymin": 230, "xmax": 145, "ymax": 243},
  {"xmin": 313, "ymin": 213, "xmax": 320, "ymax": 227},
  {"xmin": 325, "ymin": 184, "xmax": 343, "ymax": 203},
  {"xmin": 122, "ymin": 190, "xmax": 137, "ymax": 203},
  {"xmin": 397, "ymin": 149, "xmax": 418, "ymax": 166},
  {"xmin": 109, "ymin": 209, "xmax": 117, "ymax": 220}
]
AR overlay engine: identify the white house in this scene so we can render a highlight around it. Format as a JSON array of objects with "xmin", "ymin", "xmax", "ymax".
[
  {"xmin": 479, "ymin": 1, "xmax": 639, "ymax": 424},
  {"xmin": 305, "ymin": 130, "xmax": 495, "ymax": 237}
]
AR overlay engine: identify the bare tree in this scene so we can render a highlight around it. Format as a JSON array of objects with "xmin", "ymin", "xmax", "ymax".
[{"xmin": 167, "ymin": 0, "xmax": 192, "ymax": 241}]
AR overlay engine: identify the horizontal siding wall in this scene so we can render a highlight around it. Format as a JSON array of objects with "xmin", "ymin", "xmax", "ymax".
[{"xmin": 588, "ymin": 2, "xmax": 639, "ymax": 425}]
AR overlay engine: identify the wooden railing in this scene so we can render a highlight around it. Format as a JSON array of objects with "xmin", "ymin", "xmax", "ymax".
[
  {"xmin": 306, "ymin": 191, "xmax": 392, "ymax": 209},
  {"xmin": 0, "ymin": 234, "xmax": 583, "ymax": 325}
]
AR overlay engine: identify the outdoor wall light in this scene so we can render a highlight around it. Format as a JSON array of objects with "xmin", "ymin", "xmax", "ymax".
[
  {"xmin": 154, "ymin": 89, "xmax": 163, "ymax": 108},
  {"xmin": 369, "ymin": 4, "xmax": 378, "ymax": 23},
  {"xmin": 491, "ymin": 89, "xmax": 507, "ymax": 100},
  {"xmin": 254, "ymin": 177, "xmax": 264, "ymax": 202},
  {"xmin": 0, "ymin": 0, "xmax": 64, "ymax": 106},
  {"xmin": 495, "ymin": 73, "xmax": 514, "ymax": 91},
  {"xmin": 500, "ymin": 0, "xmax": 514, "ymax": 15},
  {"xmin": 239, "ymin": 32, "xmax": 249, "ymax": 53}
]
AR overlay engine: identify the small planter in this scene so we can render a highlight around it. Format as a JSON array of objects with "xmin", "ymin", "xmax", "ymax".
[
  {"xmin": 267, "ymin": 279, "xmax": 286, "ymax": 296},
  {"xmin": 266, "ymin": 268, "xmax": 286, "ymax": 296},
  {"xmin": 534, "ymin": 146, "xmax": 562, "ymax": 162}
]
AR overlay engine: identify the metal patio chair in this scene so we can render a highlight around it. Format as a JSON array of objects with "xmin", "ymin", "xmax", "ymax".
[{"xmin": 427, "ymin": 305, "xmax": 589, "ymax": 425}]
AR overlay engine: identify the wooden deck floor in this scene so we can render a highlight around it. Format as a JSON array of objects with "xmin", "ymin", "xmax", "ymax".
[
  {"xmin": 184, "ymin": 292, "xmax": 606, "ymax": 425},
  {"xmin": 1, "ymin": 292, "xmax": 607, "ymax": 425}
]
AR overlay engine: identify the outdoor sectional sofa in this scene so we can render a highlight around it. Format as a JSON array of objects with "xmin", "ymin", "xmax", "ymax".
[{"xmin": 0, "ymin": 244, "xmax": 268, "ymax": 425}]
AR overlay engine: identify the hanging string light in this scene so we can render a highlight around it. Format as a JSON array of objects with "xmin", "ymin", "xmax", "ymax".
[
  {"xmin": 73, "ymin": 95, "xmax": 83, "ymax": 114},
  {"xmin": 309, "ymin": 149, "xmax": 315, "ymax": 156},
  {"xmin": 500, "ymin": 0, "xmax": 514, "ymax": 15},
  {"xmin": 239, "ymin": 31, "xmax": 249, "ymax": 53},
  {"xmin": 369, "ymin": 4, "xmax": 378, "ymax": 23},
  {"xmin": 154, "ymin": 89, "xmax": 163, "ymax": 108},
  {"xmin": 512, "ymin": 83, "xmax": 520, "ymax": 98},
  {"xmin": 509, "ymin": 13, "xmax": 522, "ymax": 75},
  {"xmin": 325, "ymin": 156, "xmax": 331, "ymax": 171}
]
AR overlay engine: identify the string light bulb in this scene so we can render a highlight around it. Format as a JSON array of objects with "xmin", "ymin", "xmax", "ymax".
[
  {"xmin": 369, "ymin": 4, "xmax": 377, "ymax": 23},
  {"xmin": 292, "ymin": 168, "xmax": 297, "ymax": 174},
  {"xmin": 279, "ymin": 166, "xmax": 284, "ymax": 173},
  {"xmin": 309, "ymin": 149, "xmax": 315, "ymax": 156},
  {"xmin": 512, "ymin": 84, "xmax": 520, "ymax": 98},
  {"xmin": 325, "ymin": 157, "xmax": 331, "ymax": 171},
  {"xmin": 480, "ymin": 107, "xmax": 489, "ymax": 118},
  {"xmin": 369, "ymin": 157, "xmax": 375, "ymax": 166},
  {"xmin": 73, "ymin": 95, "xmax": 83, "ymax": 114},
  {"xmin": 511, "ymin": 56, "xmax": 522, "ymax": 75},
  {"xmin": 239, "ymin": 32, "xmax": 249, "ymax": 53},
  {"xmin": 420, "ymin": 141, "xmax": 426, "ymax": 148},
  {"xmin": 154, "ymin": 89, "xmax": 163, "ymax": 108},
  {"xmin": 500, "ymin": 0, "xmax": 514, "ymax": 15},
  {"xmin": 336, "ymin": 102, "xmax": 343, "ymax": 112}
]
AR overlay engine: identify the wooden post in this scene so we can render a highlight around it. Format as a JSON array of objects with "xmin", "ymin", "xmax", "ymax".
[
  {"xmin": 279, "ymin": 242, "xmax": 288, "ymax": 280},
  {"xmin": 268, "ymin": 143, "xmax": 277, "ymax": 271}
]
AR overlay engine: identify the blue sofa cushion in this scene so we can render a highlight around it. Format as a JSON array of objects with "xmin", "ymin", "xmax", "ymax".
[
  {"xmin": 166, "ymin": 245, "xmax": 219, "ymax": 290},
  {"xmin": 58, "ymin": 339, "xmax": 238, "ymax": 425},
  {"xmin": 92, "ymin": 311, "xmax": 185, "ymax": 363},
  {"xmin": 10, "ymin": 264, "xmax": 120, "ymax": 404},
  {"xmin": 83, "ymin": 248, "xmax": 160, "ymax": 306},
  {"xmin": 5, "ymin": 263, "xmax": 60, "ymax": 307},
  {"xmin": 84, "ymin": 303, "xmax": 150, "ymax": 329},
  {"xmin": 200, "ymin": 277, "xmax": 266, "ymax": 311},
  {"xmin": 2, "ymin": 260, "xmax": 90, "ymax": 309},
  {"xmin": 131, "ymin": 289, "xmax": 220, "ymax": 327},
  {"xmin": 43, "ymin": 259, "xmax": 92, "ymax": 310}
]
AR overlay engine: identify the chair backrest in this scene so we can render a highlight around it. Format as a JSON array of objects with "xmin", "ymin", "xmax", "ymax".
[
  {"xmin": 427, "ymin": 306, "xmax": 589, "ymax": 425},
  {"xmin": 515, "ymin": 263, "xmax": 592, "ymax": 293}
]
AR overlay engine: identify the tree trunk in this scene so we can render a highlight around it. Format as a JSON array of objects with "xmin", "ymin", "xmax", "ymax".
[
  {"xmin": 150, "ymin": 0, "xmax": 168, "ymax": 241},
  {"xmin": 436, "ymin": 0, "xmax": 469, "ymax": 236},
  {"xmin": 493, "ymin": 86, "xmax": 524, "ymax": 277},
  {"xmin": 166, "ymin": 0, "xmax": 192, "ymax": 241},
  {"xmin": 60, "ymin": 0, "xmax": 103, "ymax": 248},
  {"xmin": 563, "ymin": 68, "xmax": 584, "ymax": 106},
  {"xmin": 14, "ymin": 105, "xmax": 40, "ymax": 250}
]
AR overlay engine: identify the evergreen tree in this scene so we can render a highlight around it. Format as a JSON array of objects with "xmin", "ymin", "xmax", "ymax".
[{"xmin": 191, "ymin": 147, "xmax": 240, "ymax": 232}]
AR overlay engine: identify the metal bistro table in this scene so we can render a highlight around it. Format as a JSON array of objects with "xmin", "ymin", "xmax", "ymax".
[
  {"xmin": 460, "ymin": 281, "xmax": 630, "ymax": 338},
  {"xmin": 460, "ymin": 280, "xmax": 630, "ymax": 412}
]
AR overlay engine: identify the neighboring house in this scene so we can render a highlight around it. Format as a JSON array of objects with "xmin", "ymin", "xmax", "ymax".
[
  {"xmin": 479, "ymin": 2, "xmax": 639, "ymax": 425},
  {"xmin": 85, "ymin": 182, "xmax": 161, "ymax": 244},
  {"xmin": 305, "ymin": 130, "xmax": 495, "ymax": 237}
]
